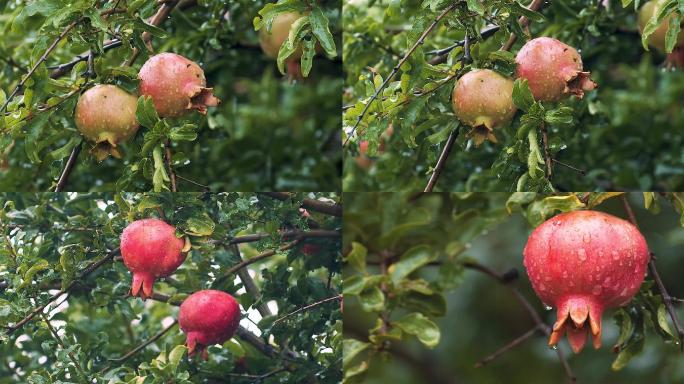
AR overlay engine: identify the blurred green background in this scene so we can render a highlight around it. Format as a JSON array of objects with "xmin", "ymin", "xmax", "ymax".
[{"xmin": 343, "ymin": 193, "xmax": 684, "ymax": 383}]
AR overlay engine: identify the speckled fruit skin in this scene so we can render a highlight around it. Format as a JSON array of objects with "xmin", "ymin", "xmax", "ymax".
[
  {"xmin": 523, "ymin": 210, "xmax": 650, "ymax": 353},
  {"xmin": 259, "ymin": 12, "xmax": 304, "ymax": 59},
  {"xmin": 120, "ymin": 218, "xmax": 186, "ymax": 300},
  {"xmin": 179, "ymin": 290, "xmax": 241, "ymax": 360},
  {"xmin": 452, "ymin": 69, "xmax": 516, "ymax": 146},
  {"xmin": 638, "ymin": 0, "xmax": 684, "ymax": 52},
  {"xmin": 74, "ymin": 85, "xmax": 139, "ymax": 161},
  {"xmin": 515, "ymin": 37, "xmax": 597, "ymax": 102},
  {"xmin": 138, "ymin": 53, "xmax": 220, "ymax": 118}
]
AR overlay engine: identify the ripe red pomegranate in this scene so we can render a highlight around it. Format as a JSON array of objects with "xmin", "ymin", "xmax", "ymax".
[
  {"xmin": 138, "ymin": 53, "xmax": 221, "ymax": 118},
  {"xmin": 638, "ymin": 0, "xmax": 684, "ymax": 52},
  {"xmin": 74, "ymin": 84, "xmax": 139, "ymax": 161},
  {"xmin": 452, "ymin": 69, "xmax": 516, "ymax": 146},
  {"xmin": 120, "ymin": 218, "xmax": 187, "ymax": 299},
  {"xmin": 515, "ymin": 37, "xmax": 597, "ymax": 102},
  {"xmin": 179, "ymin": 290, "xmax": 241, "ymax": 360},
  {"xmin": 523, "ymin": 210, "xmax": 650, "ymax": 353}
]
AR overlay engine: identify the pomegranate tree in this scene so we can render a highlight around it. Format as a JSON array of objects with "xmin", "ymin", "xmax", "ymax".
[
  {"xmin": 120, "ymin": 218, "xmax": 187, "ymax": 299},
  {"xmin": 451, "ymin": 69, "xmax": 516, "ymax": 145},
  {"xmin": 638, "ymin": 0, "xmax": 684, "ymax": 52},
  {"xmin": 138, "ymin": 53, "xmax": 221, "ymax": 118},
  {"xmin": 523, "ymin": 210, "xmax": 650, "ymax": 353},
  {"xmin": 515, "ymin": 37, "xmax": 597, "ymax": 102},
  {"xmin": 74, "ymin": 84, "xmax": 139, "ymax": 161},
  {"xmin": 179, "ymin": 290, "xmax": 241, "ymax": 360}
]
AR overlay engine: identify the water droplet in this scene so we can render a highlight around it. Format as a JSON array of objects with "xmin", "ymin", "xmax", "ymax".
[
  {"xmin": 538, "ymin": 283, "xmax": 546, "ymax": 291},
  {"xmin": 550, "ymin": 344, "xmax": 558, "ymax": 350},
  {"xmin": 602, "ymin": 277, "xmax": 612, "ymax": 288},
  {"xmin": 544, "ymin": 305, "xmax": 553, "ymax": 311},
  {"xmin": 562, "ymin": 271, "xmax": 569, "ymax": 278},
  {"xmin": 582, "ymin": 233, "xmax": 591, "ymax": 243},
  {"xmin": 598, "ymin": 250, "xmax": 604, "ymax": 258},
  {"xmin": 612, "ymin": 250, "xmax": 620, "ymax": 260},
  {"xmin": 592, "ymin": 286, "xmax": 602, "ymax": 295},
  {"xmin": 554, "ymin": 220, "xmax": 562, "ymax": 226},
  {"xmin": 544, "ymin": 275, "xmax": 551, "ymax": 281},
  {"xmin": 577, "ymin": 249, "xmax": 587, "ymax": 262}
]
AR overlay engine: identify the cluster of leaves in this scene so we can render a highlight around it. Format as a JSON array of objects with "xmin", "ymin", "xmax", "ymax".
[
  {"xmin": 343, "ymin": 0, "xmax": 684, "ymax": 192},
  {"xmin": 0, "ymin": 192, "xmax": 342, "ymax": 383},
  {"xmin": 0, "ymin": 0, "xmax": 341, "ymax": 191},
  {"xmin": 343, "ymin": 191, "xmax": 684, "ymax": 383}
]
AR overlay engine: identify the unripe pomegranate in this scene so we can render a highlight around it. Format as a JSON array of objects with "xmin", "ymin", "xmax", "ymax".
[
  {"xmin": 74, "ymin": 84, "xmax": 139, "ymax": 161},
  {"xmin": 638, "ymin": 0, "xmax": 684, "ymax": 52},
  {"xmin": 523, "ymin": 210, "xmax": 650, "ymax": 353},
  {"xmin": 120, "ymin": 218, "xmax": 187, "ymax": 299},
  {"xmin": 452, "ymin": 69, "xmax": 516, "ymax": 146},
  {"xmin": 138, "ymin": 53, "xmax": 221, "ymax": 118},
  {"xmin": 259, "ymin": 12, "xmax": 305, "ymax": 59},
  {"xmin": 515, "ymin": 37, "xmax": 597, "ymax": 102},
  {"xmin": 179, "ymin": 290, "xmax": 241, "ymax": 360}
]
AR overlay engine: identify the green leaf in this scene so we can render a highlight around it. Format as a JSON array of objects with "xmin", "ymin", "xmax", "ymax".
[
  {"xmin": 169, "ymin": 124, "xmax": 198, "ymax": 141},
  {"xmin": 168, "ymin": 345, "xmax": 186, "ymax": 371},
  {"xmin": 512, "ymin": 79, "xmax": 535, "ymax": 112},
  {"xmin": 358, "ymin": 286, "xmax": 384, "ymax": 312},
  {"xmin": 346, "ymin": 242, "xmax": 367, "ymax": 272},
  {"xmin": 136, "ymin": 96, "xmax": 159, "ymax": 129},
  {"xmin": 342, "ymin": 339, "xmax": 370, "ymax": 369},
  {"xmin": 184, "ymin": 214, "xmax": 215, "ymax": 236},
  {"xmin": 20, "ymin": 259, "xmax": 49, "ymax": 289},
  {"xmin": 277, "ymin": 16, "xmax": 309, "ymax": 74},
  {"xmin": 152, "ymin": 146, "xmax": 170, "ymax": 192},
  {"xmin": 394, "ymin": 312, "xmax": 440, "ymax": 348},
  {"xmin": 388, "ymin": 245, "xmax": 435, "ymax": 284},
  {"xmin": 309, "ymin": 7, "xmax": 337, "ymax": 58}
]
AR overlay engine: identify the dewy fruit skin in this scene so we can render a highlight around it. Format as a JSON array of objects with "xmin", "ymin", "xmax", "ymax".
[
  {"xmin": 523, "ymin": 210, "xmax": 650, "ymax": 353},
  {"xmin": 452, "ymin": 69, "xmax": 517, "ymax": 146},
  {"xmin": 179, "ymin": 289, "xmax": 241, "ymax": 360},
  {"xmin": 515, "ymin": 37, "xmax": 597, "ymax": 102},
  {"xmin": 74, "ymin": 84, "xmax": 139, "ymax": 161},
  {"xmin": 120, "ymin": 218, "xmax": 187, "ymax": 299},
  {"xmin": 138, "ymin": 53, "xmax": 221, "ymax": 118}
]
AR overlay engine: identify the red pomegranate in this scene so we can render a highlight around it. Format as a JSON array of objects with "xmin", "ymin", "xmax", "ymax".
[
  {"xmin": 120, "ymin": 218, "xmax": 187, "ymax": 299},
  {"xmin": 138, "ymin": 53, "xmax": 221, "ymax": 118},
  {"xmin": 523, "ymin": 210, "xmax": 650, "ymax": 353},
  {"xmin": 179, "ymin": 290, "xmax": 241, "ymax": 360},
  {"xmin": 515, "ymin": 37, "xmax": 597, "ymax": 102}
]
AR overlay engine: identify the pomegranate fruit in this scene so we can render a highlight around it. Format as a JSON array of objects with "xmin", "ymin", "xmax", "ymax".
[
  {"xmin": 179, "ymin": 290, "xmax": 241, "ymax": 360},
  {"xmin": 259, "ymin": 12, "xmax": 305, "ymax": 59},
  {"xmin": 354, "ymin": 124, "xmax": 393, "ymax": 169},
  {"xmin": 120, "ymin": 218, "xmax": 187, "ymax": 299},
  {"xmin": 523, "ymin": 210, "xmax": 650, "ymax": 353},
  {"xmin": 638, "ymin": 0, "xmax": 684, "ymax": 52},
  {"xmin": 451, "ymin": 69, "xmax": 516, "ymax": 146},
  {"xmin": 515, "ymin": 37, "xmax": 597, "ymax": 102},
  {"xmin": 74, "ymin": 84, "xmax": 139, "ymax": 161},
  {"xmin": 138, "ymin": 53, "xmax": 220, "ymax": 118}
]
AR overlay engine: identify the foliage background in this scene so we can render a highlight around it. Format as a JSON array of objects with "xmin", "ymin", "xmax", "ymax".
[
  {"xmin": 343, "ymin": 192, "xmax": 684, "ymax": 383},
  {"xmin": 0, "ymin": 192, "xmax": 342, "ymax": 383},
  {"xmin": 0, "ymin": 0, "xmax": 342, "ymax": 192},
  {"xmin": 342, "ymin": 0, "xmax": 684, "ymax": 192}
]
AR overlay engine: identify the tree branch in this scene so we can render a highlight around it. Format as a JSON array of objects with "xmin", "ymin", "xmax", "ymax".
[
  {"xmin": 5, "ymin": 248, "xmax": 119, "ymax": 336},
  {"xmin": 41, "ymin": 313, "xmax": 91, "ymax": 384},
  {"xmin": 620, "ymin": 195, "xmax": 684, "ymax": 350},
  {"xmin": 258, "ymin": 192, "xmax": 342, "ymax": 217},
  {"xmin": 108, "ymin": 320, "xmax": 178, "ymax": 363},
  {"xmin": 474, "ymin": 325, "xmax": 542, "ymax": 368},
  {"xmin": 463, "ymin": 261, "xmax": 576, "ymax": 381},
  {"xmin": 54, "ymin": 140, "xmax": 83, "ymax": 192},
  {"xmin": 343, "ymin": 2, "xmax": 458, "ymax": 147},
  {"xmin": 164, "ymin": 140, "xmax": 177, "ymax": 192},
  {"xmin": 424, "ymin": 129, "xmax": 458, "ymax": 192}
]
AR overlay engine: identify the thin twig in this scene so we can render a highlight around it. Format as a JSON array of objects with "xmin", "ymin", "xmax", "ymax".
[
  {"xmin": 175, "ymin": 174, "xmax": 210, "ymax": 191},
  {"xmin": 258, "ymin": 192, "xmax": 342, "ymax": 217},
  {"xmin": 463, "ymin": 261, "xmax": 576, "ymax": 381},
  {"xmin": 41, "ymin": 313, "xmax": 91, "ymax": 384},
  {"xmin": 54, "ymin": 141, "xmax": 83, "ymax": 192},
  {"xmin": 502, "ymin": 0, "xmax": 545, "ymax": 51},
  {"xmin": 475, "ymin": 325, "xmax": 542, "ymax": 368},
  {"xmin": 108, "ymin": 321, "xmax": 178, "ymax": 363},
  {"xmin": 551, "ymin": 159, "xmax": 586, "ymax": 176},
  {"xmin": 424, "ymin": 129, "xmax": 458, "ymax": 192},
  {"xmin": 216, "ymin": 239, "xmax": 302, "ymax": 284},
  {"xmin": 343, "ymin": 3, "xmax": 458, "ymax": 147},
  {"xmin": 620, "ymin": 195, "xmax": 684, "ymax": 351},
  {"xmin": 229, "ymin": 244, "xmax": 273, "ymax": 318},
  {"xmin": 0, "ymin": 19, "xmax": 82, "ymax": 114},
  {"xmin": 427, "ymin": 25, "xmax": 500, "ymax": 65},
  {"xmin": 5, "ymin": 249, "xmax": 118, "ymax": 335},
  {"xmin": 273, "ymin": 295, "xmax": 342, "ymax": 325}
]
